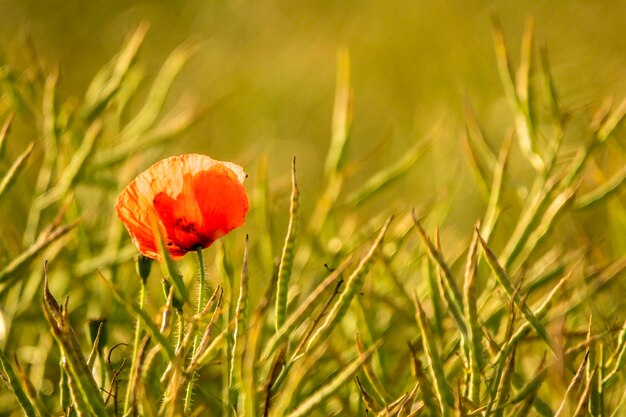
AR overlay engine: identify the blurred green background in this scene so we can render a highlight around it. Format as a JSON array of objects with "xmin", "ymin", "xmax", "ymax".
[
  {"xmin": 1, "ymin": 0, "xmax": 625, "ymax": 223},
  {"xmin": 0, "ymin": 1, "xmax": 625, "ymax": 415}
]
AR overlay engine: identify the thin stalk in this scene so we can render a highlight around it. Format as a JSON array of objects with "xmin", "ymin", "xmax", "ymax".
[
  {"xmin": 124, "ymin": 281, "xmax": 147, "ymax": 414},
  {"xmin": 196, "ymin": 248, "xmax": 207, "ymax": 311},
  {"xmin": 184, "ymin": 247, "xmax": 207, "ymax": 412}
]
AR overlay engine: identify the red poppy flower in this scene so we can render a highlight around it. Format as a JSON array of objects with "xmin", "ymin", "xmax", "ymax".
[{"xmin": 115, "ymin": 154, "xmax": 249, "ymax": 260}]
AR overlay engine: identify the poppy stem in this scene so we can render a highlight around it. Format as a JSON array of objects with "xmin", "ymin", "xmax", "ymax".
[
  {"xmin": 196, "ymin": 247, "xmax": 206, "ymax": 313},
  {"xmin": 184, "ymin": 247, "xmax": 207, "ymax": 412}
]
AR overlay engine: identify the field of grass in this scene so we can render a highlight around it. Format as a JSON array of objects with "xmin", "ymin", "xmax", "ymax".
[{"xmin": 0, "ymin": 3, "xmax": 625, "ymax": 417}]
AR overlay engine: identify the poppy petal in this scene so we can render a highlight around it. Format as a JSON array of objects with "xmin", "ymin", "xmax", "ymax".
[
  {"xmin": 192, "ymin": 165, "xmax": 249, "ymax": 242},
  {"xmin": 116, "ymin": 154, "xmax": 249, "ymax": 261},
  {"xmin": 115, "ymin": 182, "xmax": 162, "ymax": 259}
]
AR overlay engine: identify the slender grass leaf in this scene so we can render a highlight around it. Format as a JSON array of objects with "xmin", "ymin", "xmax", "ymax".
[
  {"xmin": 574, "ymin": 165, "xmax": 626, "ymax": 209},
  {"xmin": 356, "ymin": 333, "xmax": 390, "ymax": 405},
  {"xmin": 324, "ymin": 47, "xmax": 352, "ymax": 178},
  {"xmin": 413, "ymin": 292, "xmax": 455, "ymax": 411},
  {"xmin": 305, "ymin": 217, "xmax": 392, "ymax": 353},
  {"xmin": 412, "ymin": 214, "xmax": 466, "ymax": 337},
  {"xmin": 276, "ymin": 158, "xmax": 300, "ymax": 330},
  {"xmin": 572, "ymin": 367, "xmax": 597, "ymax": 417},
  {"xmin": 0, "ymin": 141, "xmax": 34, "ymax": 199},
  {"xmin": 285, "ymin": 341, "xmax": 382, "ymax": 417},
  {"xmin": 231, "ymin": 236, "xmax": 249, "ymax": 387},
  {"xmin": 463, "ymin": 228, "xmax": 482, "ymax": 405},
  {"xmin": 0, "ymin": 112, "xmax": 13, "ymax": 158},
  {"xmin": 0, "ymin": 221, "xmax": 77, "ymax": 285},
  {"xmin": 42, "ymin": 271, "xmax": 108, "ymax": 416},
  {"xmin": 83, "ymin": 23, "xmax": 149, "ymax": 120},
  {"xmin": 356, "ymin": 376, "xmax": 382, "ymax": 413},
  {"xmin": 346, "ymin": 134, "xmax": 431, "ymax": 207},
  {"xmin": 262, "ymin": 257, "xmax": 351, "ymax": 361},
  {"xmin": 121, "ymin": 40, "xmax": 196, "ymax": 139},
  {"xmin": 38, "ymin": 120, "xmax": 103, "ymax": 209},
  {"xmin": 98, "ymin": 271, "xmax": 178, "ymax": 364},
  {"xmin": 481, "ymin": 133, "xmax": 511, "ymax": 242},
  {"xmin": 408, "ymin": 342, "xmax": 441, "ymax": 414},
  {"xmin": 477, "ymin": 230, "xmax": 555, "ymax": 355},
  {"xmin": 0, "ymin": 349, "xmax": 38, "ymax": 417},
  {"xmin": 596, "ymin": 97, "xmax": 626, "ymax": 144}
]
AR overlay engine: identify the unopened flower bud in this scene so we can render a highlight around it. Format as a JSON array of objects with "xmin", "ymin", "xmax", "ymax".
[{"xmin": 135, "ymin": 255, "xmax": 152, "ymax": 285}]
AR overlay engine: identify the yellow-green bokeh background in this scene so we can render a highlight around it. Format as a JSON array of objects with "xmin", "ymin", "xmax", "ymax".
[
  {"xmin": 0, "ymin": 2, "xmax": 625, "ymax": 414},
  {"xmin": 2, "ymin": 1, "xmax": 624, "ymax": 221}
]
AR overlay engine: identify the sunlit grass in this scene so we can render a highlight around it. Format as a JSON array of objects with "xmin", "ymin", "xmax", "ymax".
[{"xmin": 0, "ymin": 18, "xmax": 625, "ymax": 417}]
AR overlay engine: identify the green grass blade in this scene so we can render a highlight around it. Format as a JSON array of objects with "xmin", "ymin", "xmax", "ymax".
[
  {"xmin": 89, "ymin": 105, "xmax": 200, "ymax": 170},
  {"xmin": 0, "ymin": 141, "xmax": 34, "ymax": 199},
  {"xmin": 346, "ymin": 134, "xmax": 431, "ymax": 207},
  {"xmin": 574, "ymin": 165, "xmax": 626, "ymax": 209},
  {"xmin": 462, "ymin": 127, "xmax": 491, "ymax": 200},
  {"xmin": 589, "ymin": 345, "xmax": 603, "ymax": 417},
  {"xmin": 408, "ymin": 342, "xmax": 441, "ymax": 413},
  {"xmin": 23, "ymin": 72, "xmax": 60, "ymax": 245},
  {"xmin": 305, "ymin": 217, "xmax": 392, "ymax": 353},
  {"xmin": 120, "ymin": 40, "xmax": 196, "ymax": 139},
  {"xmin": 275, "ymin": 157, "xmax": 300, "ymax": 330},
  {"xmin": 562, "ymin": 256, "xmax": 626, "ymax": 316},
  {"xmin": 356, "ymin": 334, "xmax": 390, "ymax": 405},
  {"xmin": 555, "ymin": 350, "xmax": 589, "ymax": 417},
  {"xmin": 231, "ymin": 236, "xmax": 250, "ymax": 389},
  {"xmin": 324, "ymin": 47, "xmax": 352, "ymax": 178},
  {"xmin": 476, "ymin": 230, "xmax": 555, "ymax": 355},
  {"xmin": 412, "ymin": 214, "xmax": 466, "ymax": 337},
  {"xmin": 495, "ymin": 269, "xmax": 572, "ymax": 364},
  {"xmin": 12, "ymin": 357, "xmax": 50, "ymax": 417},
  {"xmin": 156, "ymin": 228, "xmax": 189, "ymax": 304},
  {"xmin": 38, "ymin": 120, "xmax": 103, "ymax": 209},
  {"xmin": 492, "ymin": 17, "xmax": 543, "ymax": 171},
  {"xmin": 413, "ymin": 292, "xmax": 455, "ymax": 412},
  {"xmin": 463, "ymin": 102, "xmax": 498, "ymax": 172},
  {"xmin": 60, "ymin": 359, "xmax": 92, "ymax": 417},
  {"xmin": 285, "ymin": 340, "xmax": 382, "ymax": 417},
  {"xmin": 514, "ymin": 186, "xmax": 577, "ymax": 267},
  {"xmin": 596, "ymin": 97, "xmax": 626, "ymax": 144},
  {"xmin": 252, "ymin": 155, "xmax": 274, "ymax": 275},
  {"xmin": 83, "ymin": 22, "xmax": 149, "ymax": 120},
  {"xmin": 0, "ymin": 349, "xmax": 38, "ymax": 417},
  {"xmin": 501, "ymin": 177, "xmax": 557, "ymax": 268},
  {"xmin": 463, "ymin": 228, "xmax": 482, "ymax": 405},
  {"xmin": 0, "ymin": 112, "xmax": 13, "ymax": 158},
  {"xmin": 98, "ymin": 271, "xmax": 178, "ymax": 364},
  {"xmin": 480, "ymin": 134, "xmax": 511, "ymax": 242},
  {"xmin": 492, "ymin": 17, "xmax": 519, "ymax": 116},
  {"xmin": 492, "ymin": 346, "xmax": 517, "ymax": 417},
  {"xmin": 58, "ymin": 360, "xmax": 69, "ymax": 414},
  {"xmin": 356, "ymin": 376, "xmax": 382, "ymax": 413},
  {"xmin": 432, "ymin": 229, "xmax": 469, "ymax": 345},
  {"xmin": 603, "ymin": 319, "xmax": 626, "ymax": 386},
  {"xmin": 42, "ymin": 271, "xmax": 108, "ymax": 416},
  {"xmin": 261, "ymin": 257, "xmax": 351, "ymax": 361},
  {"xmin": 424, "ymin": 256, "xmax": 445, "ymax": 338},
  {"xmin": 572, "ymin": 367, "xmax": 597, "ymax": 417},
  {"xmin": 511, "ymin": 387, "xmax": 539, "ymax": 417},
  {"xmin": 515, "ymin": 17, "xmax": 541, "ymax": 165},
  {"xmin": 0, "ymin": 221, "xmax": 77, "ymax": 285},
  {"xmin": 538, "ymin": 44, "xmax": 562, "ymax": 124}
]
